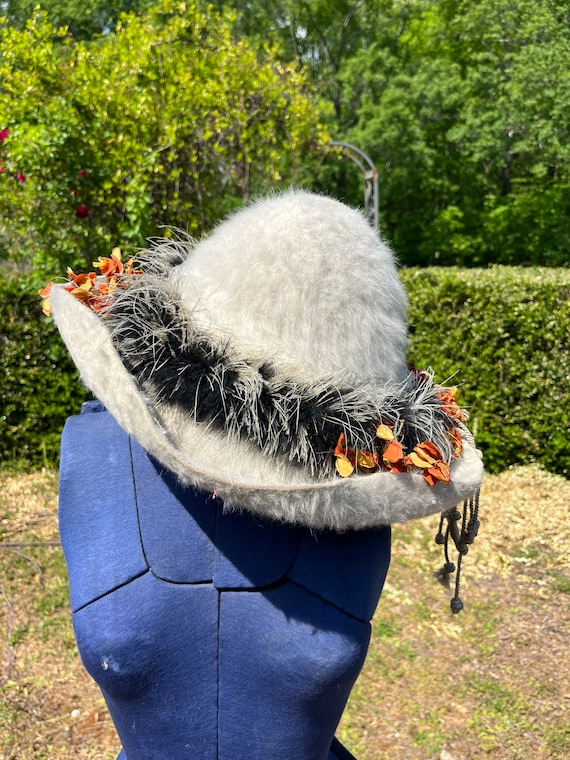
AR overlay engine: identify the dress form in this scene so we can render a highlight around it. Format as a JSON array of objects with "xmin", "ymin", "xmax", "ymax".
[{"xmin": 59, "ymin": 402, "xmax": 391, "ymax": 759}]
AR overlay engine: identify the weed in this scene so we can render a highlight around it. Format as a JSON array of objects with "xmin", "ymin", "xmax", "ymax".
[
  {"xmin": 548, "ymin": 573, "xmax": 570, "ymax": 595},
  {"xmin": 374, "ymin": 619, "xmax": 397, "ymax": 639},
  {"xmin": 545, "ymin": 723, "xmax": 570, "ymax": 753},
  {"xmin": 414, "ymin": 727, "xmax": 445, "ymax": 756}
]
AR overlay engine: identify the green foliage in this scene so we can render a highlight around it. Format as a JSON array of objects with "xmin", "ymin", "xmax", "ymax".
[
  {"xmin": 0, "ymin": 1, "xmax": 327, "ymax": 283},
  {"xmin": 342, "ymin": 0, "xmax": 570, "ymax": 266},
  {"xmin": 216, "ymin": 0, "xmax": 570, "ymax": 267},
  {"xmin": 0, "ymin": 272, "xmax": 87, "ymax": 468},
  {"xmin": 2, "ymin": 0, "xmax": 155, "ymax": 39},
  {"xmin": 3, "ymin": 0, "xmax": 568, "ymax": 268},
  {"xmin": 401, "ymin": 266, "xmax": 570, "ymax": 477}
]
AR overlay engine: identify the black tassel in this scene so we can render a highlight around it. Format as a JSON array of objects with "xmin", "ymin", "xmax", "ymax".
[{"xmin": 435, "ymin": 491, "xmax": 480, "ymax": 613}]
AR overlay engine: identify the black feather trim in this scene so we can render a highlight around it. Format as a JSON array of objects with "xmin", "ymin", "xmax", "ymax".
[{"xmin": 102, "ymin": 245, "xmax": 464, "ymax": 476}]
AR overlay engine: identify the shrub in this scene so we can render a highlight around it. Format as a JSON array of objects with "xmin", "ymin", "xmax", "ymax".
[
  {"xmin": 0, "ymin": 2, "xmax": 327, "ymax": 282},
  {"xmin": 0, "ymin": 273, "xmax": 87, "ymax": 468},
  {"xmin": 401, "ymin": 266, "xmax": 569, "ymax": 478}
]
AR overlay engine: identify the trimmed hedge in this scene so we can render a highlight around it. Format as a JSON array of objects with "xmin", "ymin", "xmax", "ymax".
[
  {"xmin": 0, "ymin": 275, "xmax": 88, "ymax": 468},
  {"xmin": 1, "ymin": 266, "xmax": 568, "ymax": 476},
  {"xmin": 401, "ymin": 266, "xmax": 569, "ymax": 478}
]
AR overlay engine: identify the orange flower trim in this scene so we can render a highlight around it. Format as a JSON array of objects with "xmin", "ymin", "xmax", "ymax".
[
  {"xmin": 435, "ymin": 385, "xmax": 467, "ymax": 424},
  {"xmin": 39, "ymin": 248, "xmax": 141, "ymax": 317},
  {"xmin": 334, "ymin": 393, "xmax": 465, "ymax": 487}
]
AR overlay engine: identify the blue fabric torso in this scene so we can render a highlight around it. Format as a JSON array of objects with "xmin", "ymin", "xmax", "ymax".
[{"xmin": 59, "ymin": 403, "xmax": 391, "ymax": 760}]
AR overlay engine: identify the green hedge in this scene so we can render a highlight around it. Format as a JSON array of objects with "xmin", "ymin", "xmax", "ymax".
[
  {"xmin": 0, "ymin": 275, "xmax": 88, "ymax": 468},
  {"xmin": 401, "ymin": 266, "xmax": 569, "ymax": 478},
  {"xmin": 1, "ymin": 266, "xmax": 568, "ymax": 476}
]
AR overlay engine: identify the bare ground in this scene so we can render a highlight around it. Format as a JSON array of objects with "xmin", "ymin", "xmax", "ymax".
[{"xmin": 1, "ymin": 465, "xmax": 569, "ymax": 760}]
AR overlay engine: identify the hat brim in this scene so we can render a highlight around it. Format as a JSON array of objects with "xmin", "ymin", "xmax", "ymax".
[{"xmin": 51, "ymin": 286, "xmax": 483, "ymax": 531}]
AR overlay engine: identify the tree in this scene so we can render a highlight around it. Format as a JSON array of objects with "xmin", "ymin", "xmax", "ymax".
[
  {"xmin": 216, "ymin": 0, "xmax": 570, "ymax": 266},
  {"xmin": 212, "ymin": 0, "xmax": 407, "ymax": 205},
  {"xmin": 213, "ymin": 0, "xmax": 404, "ymax": 126},
  {"xmin": 0, "ymin": 0, "xmax": 155, "ymax": 39},
  {"xmin": 340, "ymin": 0, "xmax": 570, "ymax": 265},
  {"xmin": 0, "ymin": 1, "xmax": 328, "ymax": 281}
]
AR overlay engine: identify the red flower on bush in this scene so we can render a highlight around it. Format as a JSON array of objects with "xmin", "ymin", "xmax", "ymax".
[
  {"xmin": 0, "ymin": 128, "xmax": 9, "ymax": 142},
  {"xmin": 79, "ymin": 168, "xmax": 88, "ymax": 176},
  {"xmin": 0, "ymin": 163, "xmax": 5, "ymax": 174},
  {"xmin": 16, "ymin": 172, "xmax": 26, "ymax": 183},
  {"xmin": 75, "ymin": 204, "xmax": 89, "ymax": 218}
]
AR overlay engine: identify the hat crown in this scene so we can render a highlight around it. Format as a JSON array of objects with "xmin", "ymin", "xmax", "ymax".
[{"xmin": 175, "ymin": 191, "xmax": 408, "ymax": 387}]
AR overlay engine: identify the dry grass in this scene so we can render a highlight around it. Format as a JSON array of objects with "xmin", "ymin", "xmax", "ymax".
[
  {"xmin": 340, "ymin": 465, "xmax": 570, "ymax": 760},
  {"xmin": 0, "ymin": 471, "xmax": 118, "ymax": 760},
  {"xmin": 1, "ymin": 466, "xmax": 569, "ymax": 760}
]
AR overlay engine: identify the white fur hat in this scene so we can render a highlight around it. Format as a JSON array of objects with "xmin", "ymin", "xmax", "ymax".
[{"xmin": 49, "ymin": 190, "xmax": 483, "ymax": 531}]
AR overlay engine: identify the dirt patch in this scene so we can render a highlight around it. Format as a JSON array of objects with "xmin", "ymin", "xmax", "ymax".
[{"xmin": 1, "ymin": 466, "xmax": 569, "ymax": 759}]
